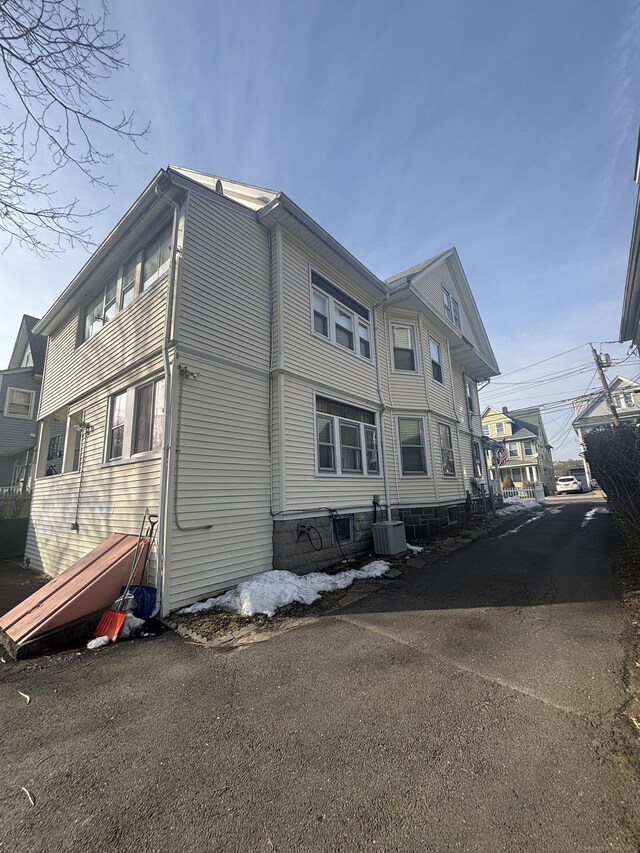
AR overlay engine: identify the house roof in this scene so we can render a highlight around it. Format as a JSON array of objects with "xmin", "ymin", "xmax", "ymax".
[
  {"xmin": 620, "ymin": 134, "xmax": 640, "ymax": 346},
  {"xmin": 573, "ymin": 375, "xmax": 640, "ymax": 425},
  {"xmin": 385, "ymin": 249, "xmax": 453, "ymax": 286},
  {"xmin": 8, "ymin": 314, "xmax": 46, "ymax": 374}
]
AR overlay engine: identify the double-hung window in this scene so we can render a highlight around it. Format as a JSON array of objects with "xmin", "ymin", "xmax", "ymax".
[
  {"xmin": 310, "ymin": 270, "xmax": 372, "ymax": 361},
  {"xmin": 430, "ymin": 339, "xmax": 443, "ymax": 383},
  {"xmin": 398, "ymin": 417, "xmax": 428, "ymax": 475},
  {"xmin": 439, "ymin": 423, "xmax": 456, "ymax": 475},
  {"xmin": 4, "ymin": 387, "xmax": 35, "ymax": 419},
  {"xmin": 495, "ymin": 422, "xmax": 504, "ymax": 436},
  {"xmin": 442, "ymin": 287, "xmax": 461, "ymax": 330},
  {"xmin": 392, "ymin": 325, "xmax": 417, "ymax": 372},
  {"xmin": 616, "ymin": 391, "xmax": 635, "ymax": 409},
  {"xmin": 84, "ymin": 279, "xmax": 117, "ymax": 341},
  {"xmin": 107, "ymin": 392, "xmax": 127, "ymax": 460},
  {"xmin": 142, "ymin": 223, "xmax": 172, "ymax": 290},
  {"xmin": 121, "ymin": 256, "xmax": 137, "ymax": 309},
  {"xmin": 523, "ymin": 440, "xmax": 534, "ymax": 456},
  {"xmin": 472, "ymin": 441, "xmax": 483, "ymax": 477},
  {"xmin": 106, "ymin": 377, "xmax": 165, "ymax": 463},
  {"xmin": 315, "ymin": 397, "xmax": 379, "ymax": 476},
  {"xmin": 465, "ymin": 379, "xmax": 474, "ymax": 413},
  {"xmin": 482, "ymin": 423, "xmax": 489, "ymax": 436},
  {"xmin": 133, "ymin": 378, "xmax": 165, "ymax": 454},
  {"xmin": 508, "ymin": 442, "xmax": 519, "ymax": 458}
]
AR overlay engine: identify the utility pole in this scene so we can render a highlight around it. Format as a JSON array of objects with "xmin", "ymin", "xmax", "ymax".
[{"xmin": 590, "ymin": 345, "xmax": 621, "ymax": 427}]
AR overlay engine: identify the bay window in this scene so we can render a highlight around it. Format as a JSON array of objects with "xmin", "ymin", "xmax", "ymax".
[{"xmin": 392, "ymin": 325, "xmax": 417, "ymax": 372}]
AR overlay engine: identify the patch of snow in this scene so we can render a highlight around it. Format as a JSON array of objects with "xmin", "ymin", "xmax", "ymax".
[
  {"xmin": 496, "ymin": 497, "xmax": 542, "ymax": 517},
  {"xmin": 118, "ymin": 612, "xmax": 145, "ymax": 638},
  {"xmin": 178, "ymin": 560, "xmax": 391, "ymax": 618},
  {"xmin": 548, "ymin": 508, "xmax": 563, "ymax": 514},
  {"xmin": 87, "ymin": 635, "xmax": 110, "ymax": 650},
  {"xmin": 407, "ymin": 544, "xmax": 423, "ymax": 554},
  {"xmin": 581, "ymin": 507, "xmax": 609, "ymax": 529},
  {"xmin": 498, "ymin": 513, "xmax": 545, "ymax": 539}
]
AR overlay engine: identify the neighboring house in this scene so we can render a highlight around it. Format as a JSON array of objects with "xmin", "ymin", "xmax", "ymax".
[
  {"xmin": 481, "ymin": 405, "xmax": 555, "ymax": 494},
  {"xmin": 26, "ymin": 166, "xmax": 499, "ymax": 615},
  {"xmin": 572, "ymin": 376, "xmax": 640, "ymax": 486},
  {"xmin": 0, "ymin": 316, "xmax": 46, "ymax": 491},
  {"xmin": 620, "ymin": 140, "xmax": 640, "ymax": 349}
]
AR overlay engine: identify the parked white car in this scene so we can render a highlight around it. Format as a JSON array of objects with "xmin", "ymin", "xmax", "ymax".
[{"xmin": 556, "ymin": 476, "xmax": 583, "ymax": 494}]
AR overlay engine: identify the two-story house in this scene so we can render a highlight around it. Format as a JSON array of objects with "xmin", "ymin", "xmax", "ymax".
[
  {"xmin": 26, "ymin": 167, "xmax": 499, "ymax": 615},
  {"xmin": 481, "ymin": 405, "xmax": 555, "ymax": 494},
  {"xmin": 0, "ymin": 316, "xmax": 47, "ymax": 491}
]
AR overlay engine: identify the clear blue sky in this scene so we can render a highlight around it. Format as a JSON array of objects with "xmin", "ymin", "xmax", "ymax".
[{"xmin": 2, "ymin": 0, "xmax": 639, "ymax": 458}]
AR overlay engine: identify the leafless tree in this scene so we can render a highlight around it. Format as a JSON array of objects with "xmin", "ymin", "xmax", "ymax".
[{"xmin": 0, "ymin": 0, "xmax": 149, "ymax": 255}]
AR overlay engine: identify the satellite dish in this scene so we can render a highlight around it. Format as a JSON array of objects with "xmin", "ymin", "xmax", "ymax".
[{"xmin": 215, "ymin": 179, "xmax": 224, "ymax": 195}]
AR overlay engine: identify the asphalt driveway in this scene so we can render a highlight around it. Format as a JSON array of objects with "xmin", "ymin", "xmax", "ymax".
[{"xmin": 1, "ymin": 497, "xmax": 638, "ymax": 852}]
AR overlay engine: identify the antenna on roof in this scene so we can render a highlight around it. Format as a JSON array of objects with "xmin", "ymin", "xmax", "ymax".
[{"xmin": 215, "ymin": 179, "xmax": 224, "ymax": 195}]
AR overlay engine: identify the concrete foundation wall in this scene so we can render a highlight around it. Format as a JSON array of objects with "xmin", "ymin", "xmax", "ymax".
[
  {"xmin": 396, "ymin": 503, "xmax": 468, "ymax": 540},
  {"xmin": 273, "ymin": 501, "xmax": 469, "ymax": 572}
]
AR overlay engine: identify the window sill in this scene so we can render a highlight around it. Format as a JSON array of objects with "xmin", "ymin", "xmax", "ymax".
[
  {"xmin": 102, "ymin": 451, "xmax": 162, "ymax": 469},
  {"xmin": 400, "ymin": 473, "xmax": 432, "ymax": 478},
  {"xmin": 315, "ymin": 472, "xmax": 383, "ymax": 479},
  {"xmin": 311, "ymin": 330, "xmax": 374, "ymax": 365}
]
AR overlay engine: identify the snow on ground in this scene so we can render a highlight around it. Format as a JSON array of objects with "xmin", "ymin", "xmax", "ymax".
[
  {"xmin": 407, "ymin": 544, "xmax": 423, "ymax": 554},
  {"xmin": 581, "ymin": 507, "xmax": 610, "ymax": 528},
  {"xmin": 496, "ymin": 496, "xmax": 543, "ymax": 517},
  {"xmin": 498, "ymin": 513, "xmax": 546, "ymax": 539},
  {"xmin": 179, "ymin": 560, "xmax": 391, "ymax": 618}
]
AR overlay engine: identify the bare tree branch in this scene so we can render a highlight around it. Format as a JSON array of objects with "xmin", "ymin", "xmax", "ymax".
[{"xmin": 0, "ymin": 0, "xmax": 149, "ymax": 256}]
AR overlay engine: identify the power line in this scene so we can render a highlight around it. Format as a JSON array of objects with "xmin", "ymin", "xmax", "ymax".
[{"xmin": 492, "ymin": 343, "xmax": 590, "ymax": 380}]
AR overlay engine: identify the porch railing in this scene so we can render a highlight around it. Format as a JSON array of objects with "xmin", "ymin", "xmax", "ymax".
[{"xmin": 502, "ymin": 485, "xmax": 545, "ymax": 502}]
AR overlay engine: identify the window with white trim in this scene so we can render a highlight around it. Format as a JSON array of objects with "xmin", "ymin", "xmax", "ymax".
[
  {"xmin": 438, "ymin": 423, "xmax": 456, "ymax": 476},
  {"xmin": 4, "ymin": 387, "xmax": 35, "ymax": 419},
  {"xmin": 142, "ymin": 223, "xmax": 172, "ymax": 291},
  {"xmin": 523, "ymin": 440, "xmax": 534, "ymax": 456},
  {"xmin": 615, "ymin": 391, "xmax": 635, "ymax": 409},
  {"xmin": 21, "ymin": 347, "xmax": 33, "ymax": 367},
  {"xmin": 465, "ymin": 379, "xmax": 474, "ymax": 413},
  {"xmin": 315, "ymin": 397, "xmax": 379, "ymax": 476},
  {"xmin": 430, "ymin": 339, "xmax": 443, "ymax": 383},
  {"xmin": 105, "ymin": 376, "xmax": 165, "ymax": 463},
  {"xmin": 81, "ymin": 219, "xmax": 172, "ymax": 343},
  {"xmin": 107, "ymin": 391, "xmax": 127, "ymax": 460},
  {"xmin": 495, "ymin": 422, "xmax": 504, "ymax": 436},
  {"xmin": 392, "ymin": 325, "xmax": 417, "ymax": 372},
  {"xmin": 442, "ymin": 286, "xmax": 461, "ymax": 330},
  {"xmin": 508, "ymin": 442, "xmax": 519, "ymax": 458},
  {"xmin": 310, "ymin": 270, "xmax": 372, "ymax": 361},
  {"xmin": 133, "ymin": 378, "xmax": 165, "ymax": 454},
  {"xmin": 398, "ymin": 417, "xmax": 428, "ymax": 475},
  {"xmin": 472, "ymin": 441, "xmax": 483, "ymax": 477},
  {"xmin": 482, "ymin": 423, "xmax": 489, "ymax": 436}
]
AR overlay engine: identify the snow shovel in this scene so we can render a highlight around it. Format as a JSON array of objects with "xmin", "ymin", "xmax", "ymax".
[
  {"xmin": 94, "ymin": 515, "xmax": 147, "ymax": 642},
  {"xmin": 128, "ymin": 514, "xmax": 158, "ymax": 618}
]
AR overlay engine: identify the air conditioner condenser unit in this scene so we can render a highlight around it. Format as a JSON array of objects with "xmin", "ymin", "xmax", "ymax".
[{"xmin": 371, "ymin": 521, "xmax": 407, "ymax": 556}]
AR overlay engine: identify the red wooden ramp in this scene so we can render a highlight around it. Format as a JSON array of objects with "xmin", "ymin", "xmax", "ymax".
[{"xmin": 0, "ymin": 534, "xmax": 148, "ymax": 658}]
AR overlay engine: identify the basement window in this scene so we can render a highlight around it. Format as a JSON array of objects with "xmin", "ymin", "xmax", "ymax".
[{"xmin": 331, "ymin": 515, "xmax": 354, "ymax": 545}]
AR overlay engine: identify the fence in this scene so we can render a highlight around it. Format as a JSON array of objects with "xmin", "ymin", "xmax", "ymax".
[{"xmin": 502, "ymin": 485, "xmax": 545, "ymax": 502}]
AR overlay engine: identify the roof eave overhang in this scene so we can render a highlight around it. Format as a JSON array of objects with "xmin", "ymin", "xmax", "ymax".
[
  {"xmin": 35, "ymin": 169, "xmax": 182, "ymax": 335},
  {"xmin": 620, "ymin": 185, "xmax": 640, "ymax": 344},
  {"xmin": 257, "ymin": 195, "xmax": 387, "ymax": 298}
]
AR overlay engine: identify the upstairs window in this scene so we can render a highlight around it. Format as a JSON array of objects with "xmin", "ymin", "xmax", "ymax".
[
  {"xmin": 315, "ymin": 396, "xmax": 378, "ymax": 476},
  {"xmin": 615, "ymin": 391, "xmax": 635, "ymax": 409},
  {"xmin": 465, "ymin": 379, "xmax": 474, "ymax": 412},
  {"xmin": 442, "ymin": 286, "xmax": 461, "ymax": 330},
  {"xmin": 438, "ymin": 423, "xmax": 456, "ymax": 476},
  {"xmin": 398, "ymin": 417, "xmax": 428, "ymax": 475},
  {"xmin": 4, "ymin": 387, "xmax": 35, "ymax": 419},
  {"xmin": 81, "ymin": 219, "xmax": 173, "ymax": 344},
  {"xmin": 142, "ymin": 223, "xmax": 172, "ymax": 290},
  {"xmin": 482, "ymin": 423, "xmax": 489, "ymax": 436},
  {"xmin": 430, "ymin": 339, "xmax": 443, "ymax": 383},
  {"xmin": 21, "ymin": 347, "xmax": 33, "ymax": 368},
  {"xmin": 523, "ymin": 440, "xmax": 534, "ymax": 456},
  {"xmin": 392, "ymin": 325, "xmax": 417, "ymax": 372},
  {"xmin": 508, "ymin": 442, "xmax": 519, "ymax": 458},
  {"xmin": 495, "ymin": 422, "xmax": 504, "ymax": 436},
  {"xmin": 310, "ymin": 271, "xmax": 372, "ymax": 361}
]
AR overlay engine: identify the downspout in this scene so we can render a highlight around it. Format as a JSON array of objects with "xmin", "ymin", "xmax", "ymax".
[
  {"xmin": 154, "ymin": 175, "xmax": 181, "ymax": 614},
  {"xmin": 372, "ymin": 294, "xmax": 399, "ymax": 523}
]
